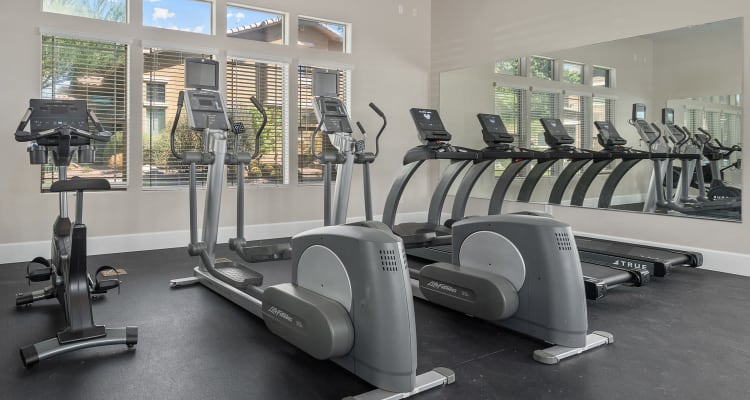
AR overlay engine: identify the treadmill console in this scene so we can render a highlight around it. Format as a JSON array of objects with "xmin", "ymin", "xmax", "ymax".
[
  {"xmin": 313, "ymin": 97, "xmax": 353, "ymax": 134},
  {"xmin": 184, "ymin": 90, "xmax": 230, "ymax": 131},
  {"xmin": 477, "ymin": 113, "xmax": 514, "ymax": 148},
  {"xmin": 594, "ymin": 121, "xmax": 627, "ymax": 148},
  {"xmin": 410, "ymin": 108, "xmax": 451, "ymax": 145},
  {"xmin": 539, "ymin": 118, "xmax": 575, "ymax": 148}
]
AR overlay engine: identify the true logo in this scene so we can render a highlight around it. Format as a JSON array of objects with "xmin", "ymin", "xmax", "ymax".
[{"xmin": 611, "ymin": 259, "xmax": 649, "ymax": 270}]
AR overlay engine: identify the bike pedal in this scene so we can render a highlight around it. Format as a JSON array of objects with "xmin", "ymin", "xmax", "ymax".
[
  {"xmin": 27, "ymin": 267, "xmax": 53, "ymax": 282},
  {"xmin": 93, "ymin": 279, "xmax": 120, "ymax": 294}
]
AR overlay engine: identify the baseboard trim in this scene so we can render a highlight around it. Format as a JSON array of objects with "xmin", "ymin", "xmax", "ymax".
[{"xmin": 0, "ymin": 212, "xmax": 427, "ymax": 265}]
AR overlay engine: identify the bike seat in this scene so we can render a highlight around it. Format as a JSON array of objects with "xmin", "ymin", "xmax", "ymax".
[{"xmin": 50, "ymin": 178, "xmax": 111, "ymax": 193}]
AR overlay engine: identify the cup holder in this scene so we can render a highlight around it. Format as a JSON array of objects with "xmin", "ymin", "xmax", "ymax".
[
  {"xmin": 28, "ymin": 145, "xmax": 48, "ymax": 164},
  {"xmin": 78, "ymin": 145, "xmax": 96, "ymax": 164}
]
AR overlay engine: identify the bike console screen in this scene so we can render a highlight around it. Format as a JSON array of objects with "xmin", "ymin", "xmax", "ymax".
[
  {"xmin": 29, "ymin": 99, "xmax": 89, "ymax": 134},
  {"xmin": 410, "ymin": 108, "xmax": 451, "ymax": 143}
]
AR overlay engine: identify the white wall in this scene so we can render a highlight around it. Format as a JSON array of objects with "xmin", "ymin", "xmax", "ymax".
[
  {"xmin": 0, "ymin": 0, "xmax": 433, "ymax": 261},
  {"xmin": 431, "ymin": 0, "xmax": 749, "ymax": 256}
]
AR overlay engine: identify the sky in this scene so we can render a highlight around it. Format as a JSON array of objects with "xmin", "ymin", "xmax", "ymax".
[
  {"xmin": 143, "ymin": 0, "xmax": 283, "ymax": 34},
  {"xmin": 143, "ymin": 0, "xmax": 343, "ymax": 37}
]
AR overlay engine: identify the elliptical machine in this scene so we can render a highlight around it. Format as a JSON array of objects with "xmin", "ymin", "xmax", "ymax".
[
  {"xmin": 13, "ymin": 99, "xmax": 137, "ymax": 367},
  {"xmin": 384, "ymin": 108, "xmax": 613, "ymax": 364},
  {"xmin": 168, "ymin": 59, "xmax": 453, "ymax": 398},
  {"xmin": 689, "ymin": 127, "xmax": 742, "ymax": 201}
]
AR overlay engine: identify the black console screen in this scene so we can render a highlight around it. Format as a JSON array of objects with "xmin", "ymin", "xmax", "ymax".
[
  {"xmin": 540, "ymin": 118, "xmax": 574, "ymax": 145},
  {"xmin": 411, "ymin": 109, "xmax": 445, "ymax": 131},
  {"xmin": 29, "ymin": 99, "xmax": 89, "ymax": 133},
  {"xmin": 594, "ymin": 121, "xmax": 626, "ymax": 146},
  {"xmin": 477, "ymin": 113, "xmax": 513, "ymax": 145},
  {"xmin": 409, "ymin": 108, "xmax": 451, "ymax": 143}
]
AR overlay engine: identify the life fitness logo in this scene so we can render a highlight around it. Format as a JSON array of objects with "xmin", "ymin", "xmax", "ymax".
[
  {"xmin": 426, "ymin": 280, "xmax": 457, "ymax": 294},
  {"xmin": 266, "ymin": 306, "xmax": 294, "ymax": 324}
]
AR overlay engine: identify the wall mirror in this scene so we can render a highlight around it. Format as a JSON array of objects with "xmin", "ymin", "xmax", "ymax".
[{"xmin": 439, "ymin": 17, "xmax": 743, "ymax": 221}]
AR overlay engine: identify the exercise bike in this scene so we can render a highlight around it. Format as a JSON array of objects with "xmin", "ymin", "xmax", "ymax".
[{"xmin": 14, "ymin": 99, "xmax": 137, "ymax": 367}]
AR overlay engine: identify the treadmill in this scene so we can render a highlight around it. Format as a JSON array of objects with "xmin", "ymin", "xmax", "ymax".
[
  {"xmin": 381, "ymin": 108, "xmax": 479, "ymax": 248},
  {"xmin": 516, "ymin": 118, "xmax": 612, "ymax": 205},
  {"xmin": 526, "ymin": 116, "xmax": 702, "ymax": 278},
  {"xmin": 569, "ymin": 120, "xmax": 651, "ymax": 207},
  {"xmin": 392, "ymin": 111, "xmax": 647, "ymax": 300}
]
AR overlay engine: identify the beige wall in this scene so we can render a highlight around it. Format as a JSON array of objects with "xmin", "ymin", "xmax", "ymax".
[
  {"xmin": 0, "ymin": 0, "xmax": 433, "ymax": 255},
  {"xmin": 432, "ymin": 0, "xmax": 748, "ymax": 255}
]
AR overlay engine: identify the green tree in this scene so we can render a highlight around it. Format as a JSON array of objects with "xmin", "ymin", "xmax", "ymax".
[{"xmin": 43, "ymin": 0, "xmax": 126, "ymax": 22}]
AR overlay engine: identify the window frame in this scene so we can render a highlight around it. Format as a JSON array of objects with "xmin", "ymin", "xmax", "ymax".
[
  {"xmin": 297, "ymin": 15, "xmax": 351, "ymax": 54},
  {"xmin": 40, "ymin": 34, "xmax": 130, "ymax": 190},
  {"xmin": 142, "ymin": 0, "xmax": 214, "ymax": 35},
  {"xmin": 42, "ymin": 0, "xmax": 128, "ymax": 23},
  {"xmin": 592, "ymin": 65, "xmax": 613, "ymax": 88},
  {"xmin": 562, "ymin": 61, "xmax": 584, "ymax": 85},
  {"xmin": 226, "ymin": 3, "xmax": 289, "ymax": 45},
  {"xmin": 225, "ymin": 55, "xmax": 290, "ymax": 186},
  {"xmin": 529, "ymin": 56, "xmax": 556, "ymax": 81}
]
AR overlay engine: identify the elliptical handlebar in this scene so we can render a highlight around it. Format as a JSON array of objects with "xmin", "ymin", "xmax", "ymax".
[
  {"xmin": 369, "ymin": 102, "xmax": 386, "ymax": 158},
  {"xmin": 310, "ymin": 119, "xmax": 326, "ymax": 160},
  {"xmin": 249, "ymin": 96, "xmax": 267, "ymax": 160},
  {"xmin": 169, "ymin": 91, "xmax": 186, "ymax": 160}
]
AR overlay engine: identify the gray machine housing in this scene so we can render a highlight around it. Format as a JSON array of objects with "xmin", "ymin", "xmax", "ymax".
[
  {"xmin": 418, "ymin": 214, "xmax": 589, "ymax": 348},
  {"xmin": 264, "ymin": 225, "xmax": 418, "ymax": 391}
]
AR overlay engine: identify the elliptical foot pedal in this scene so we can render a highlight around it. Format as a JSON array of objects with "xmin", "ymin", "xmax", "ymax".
[
  {"xmin": 342, "ymin": 367, "xmax": 456, "ymax": 399},
  {"xmin": 532, "ymin": 331, "xmax": 614, "ymax": 365},
  {"xmin": 212, "ymin": 259, "xmax": 263, "ymax": 289}
]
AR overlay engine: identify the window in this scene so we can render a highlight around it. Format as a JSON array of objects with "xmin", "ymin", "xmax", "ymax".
[
  {"xmin": 529, "ymin": 91, "xmax": 559, "ymax": 150},
  {"xmin": 43, "ymin": 0, "xmax": 126, "ymax": 22},
  {"xmin": 495, "ymin": 59, "xmax": 521, "ymax": 76},
  {"xmin": 562, "ymin": 95, "xmax": 589, "ymax": 148},
  {"xmin": 297, "ymin": 17, "xmax": 347, "ymax": 53},
  {"xmin": 227, "ymin": 5, "xmax": 285, "ymax": 44},
  {"xmin": 592, "ymin": 97, "xmax": 615, "ymax": 151},
  {"xmin": 146, "ymin": 81, "xmax": 166, "ymax": 104},
  {"xmin": 493, "ymin": 86, "xmax": 525, "ymax": 175},
  {"xmin": 297, "ymin": 65, "xmax": 349, "ymax": 183},
  {"xmin": 41, "ymin": 35, "xmax": 128, "ymax": 188},
  {"xmin": 226, "ymin": 57, "xmax": 288, "ymax": 185},
  {"xmin": 562, "ymin": 62, "xmax": 584, "ymax": 84},
  {"xmin": 143, "ymin": 0, "xmax": 211, "ymax": 34},
  {"xmin": 593, "ymin": 66, "xmax": 611, "ymax": 87},
  {"xmin": 529, "ymin": 56, "xmax": 554, "ymax": 80},
  {"xmin": 142, "ymin": 48, "xmax": 213, "ymax": 187},
  {"xmin": 145, "ymin": 108, "xmax": 166, "ymax": 134}
]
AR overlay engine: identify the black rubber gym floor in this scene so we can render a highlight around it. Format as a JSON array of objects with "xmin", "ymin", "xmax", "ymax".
[{"xmin": 1, "ymin": 245, "xmax": 749, "ymax": 400}]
